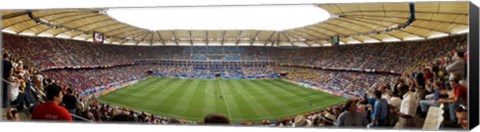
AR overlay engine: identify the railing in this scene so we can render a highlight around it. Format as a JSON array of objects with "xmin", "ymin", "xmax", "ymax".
[{"xmin": 71, "ymin": 113, "xmax": 93, "ymax": 122}]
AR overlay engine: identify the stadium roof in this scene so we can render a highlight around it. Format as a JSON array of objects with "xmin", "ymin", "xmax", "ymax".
[{"xmin": 0, "ymin": 1, "xmax": 469, "ymax": 47}]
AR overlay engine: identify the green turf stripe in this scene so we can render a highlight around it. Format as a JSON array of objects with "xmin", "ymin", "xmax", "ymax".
[
  {"xmin": 217, "ymin": 80, "xmax": 243, "ymax": 119},
  {"xmin": 99, "ymin": 78, "xmax": 163, "ymax": 102},
  {"xmin": 99, "ymin": 78, "xmax": 159, "ymax": 100},
  {"xmin": 168, "ymin": 79, "xmax": 201, "ymax": 116},
  {"xmin": 252, "ymin": 80, "xmax": 313, "ymax": 107},
  {"xmin": 265, "ymin": 80, "xmax": 347, "ymax": 106},
  {"xmin": 129, "ymin": 78, "xmax": 185, "ymax": 111},
  {"xmin": 274, "ymin": 79, "xmax": 326, "ymax": 95},
  {"xmin": 102, "ymin": 78, "xmax": 174, "ymax": 107},
  {"xmin": 202, "ymin": 80, "xmax": 216, "ymax": 116},
  {"xmin": 185, "ymin": 80, "xmax": 207, "ymax": 118},
  {"xmin": 265, "ymin": 79, "xmax": 313, "ymax": 97},
  {"xmin": 243, "ymin": 80, "xmax": 293, "ymax": 114},
  {"xmin": 226, "ymin": 80, "xmax": 271, "ymax": 121},
  {"xmin": 210, "ymin": 80, "xmax": 229, "ymax": 119},
  {"xmin": 147, "ymin": 79, "xmax": 193, "ymax": 113}
]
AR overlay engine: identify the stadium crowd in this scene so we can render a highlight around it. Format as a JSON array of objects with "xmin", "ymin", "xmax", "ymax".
[{"xmin": 1, "ymin": 33, "xmax": 469, "ymax": 130}]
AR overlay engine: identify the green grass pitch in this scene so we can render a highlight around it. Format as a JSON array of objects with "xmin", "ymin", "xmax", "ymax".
[{"xmin": 97, "ymin": 77, "xmax": 347, "ymax": 123}]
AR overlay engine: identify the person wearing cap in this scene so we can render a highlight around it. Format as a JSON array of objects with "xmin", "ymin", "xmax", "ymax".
[
  {"xmin": 292, "ymin": 115, "xmax": 312, "ymax": 127},
  {"xmin": 31, "ymin": 84, "xmax": 73, "ymax": 122},
  {"xmin": 318, "ymin": 112, "xmax": 336, "ymax": 127}
]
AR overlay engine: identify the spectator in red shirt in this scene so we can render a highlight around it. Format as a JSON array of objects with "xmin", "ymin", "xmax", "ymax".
[
  {"xmin": 437, "ymin": 79, "xmax": 467, "ymax": 123},
  {"xmin": 31, "ymin": 84, "xmax": 73, "ymax": 122}
]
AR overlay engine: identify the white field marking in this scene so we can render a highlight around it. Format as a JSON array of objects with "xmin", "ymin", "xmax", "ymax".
[{"xmin": 218, "ymin": 79, "xmax": 233, "ymax": 119}]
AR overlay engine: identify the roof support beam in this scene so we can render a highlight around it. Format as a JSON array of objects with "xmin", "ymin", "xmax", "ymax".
[
  {"xmin": 311, "ymin": 24, "xmax": 345, "ymax": 36},
  {"xmin": 288, "ymin": 29, "xmax": 321, "ymax": 40},
  {"xmin": 264, "ymin": 31, "xmax": 276, "ymax": 46},
  {"xmin": 399, "ymin": 29, "xmax": 428, "ymax": 38},
  {"xmin": 324, "ymin": 20, "xmax": 364, "ymax": 35},
  {"xmin": 188, "ymin": 30, "xmax": 194, "ymax": 46},
  {"xmin": 149, "ymin": 32, "xmax": 154, "ymax": 45},
  {"xmin": 136, "ymin": 32, "xmax": 151, "ymax": 45},
  {"xmin": 337, "ymin": 17, "xmax": 378, "ymax": 31},
  {"xmin": 119, "ymin": 39, "xmax": 130, "ymax": 45},
  {"xmin": 220, "ymin": 31, "xmax": 226, "ymax": 46},
  {"xmin": 235, "ymin": 30, "xmax": 244, "ymax": 46},
  {"xmin": 171, "ymin": 30, "xmax": 179, "ymax": 46},
  {"xmin": 276, "ymin": 31, "xmax": 281, "ymax": 47},
  {"xmin": 281, "ymin": 32, "xmax": 295, "ymax": 47},
  {"xmin": 108, "ymin": 27, "xmax": 139, "ymax": 37},
  {"xmin": 337, "ymin": 18, "xmax": 400, "ymax": 41},
  {"xmin": 366, "ymin": 34, "xmax": 383, "ymax": 42},
  {"xmin": 300, "ymin": 27, "xmax": 331, "ymax": 39},
  {"xmin": 156, "ymin": 31, "xmax": 166, "ymax": 45},
  {"xmin": 250, "ymin": 31, "xmax": 261, "ymax": 46},
  {"xmin": 205, "ymin": 31, "xmax": 209, "ymax": 45}
]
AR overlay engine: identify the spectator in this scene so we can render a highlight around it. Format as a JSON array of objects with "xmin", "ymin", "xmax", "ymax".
[
  {"xmin": 7, "ymin": 76, "xmax": 28, "ymax": 112},
  {"xmin": 336, "ymin": 100, "xmax": 368, "ymax": 127},
  {"xmin": 110, "ymin": 113, "xmax": 134, "ymax": 122},
  {"xmin": 6, "ymin": 108, "xmax": 20, "ymax": 121},
  {"xmin": 455, "ymin": 105, "xmax": 468, "ymax": 130},
  {"xmin": 446, "ymin": 50, "xmax": 465, "ymax": 81},
  {"xmin": 203, "ymin": 113, "xmax": 230, "ymax": 124},
  {"xmin": 62, "ymin": 88, "xmax": 79, "ymax": 114},
  {"xmin": 437, "ymin": 79, "xmax": 467, "ymax": 123},
  {"xmin": 292, "ymin": 115, "xmax": 312, "ymax": 127},
  {"xmin": 2, "ymin": 53, "xmax": 13, "ymax": 108},
  {"xmin": 394, "ymin": 88, "xmax": 418, "ymax": 129},
  {"xmin": 31, "ymin": 84, "xmax": 73, "ymax": 122},
  {"xmin": 418, "ymin": 81, "xmax": 448, "ymax": 117},
  {"xmin": 389, "ymin": 94, "xmax": 402, "ymax": 109},
  {"xmin": 372, "ymin": 90, "xmax": 388, "ymax": 127}
]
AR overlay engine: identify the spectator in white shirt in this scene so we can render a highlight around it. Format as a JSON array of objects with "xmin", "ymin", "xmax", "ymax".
[
  {"xmin": 8, "ymin": 77, "xmax": 28, "ymax": 112},
  {"xmin": 394, "ymin": 89, "xmax": 418, "ymax": 128},
  {"xmin": 389, "ymin": 94, "xmax": 402, "ymax": 109}
]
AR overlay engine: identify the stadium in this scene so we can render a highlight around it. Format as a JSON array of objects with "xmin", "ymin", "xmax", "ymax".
[{"xmin": 0, "ymin": 0, "xmax": 472, "ymax": 130}]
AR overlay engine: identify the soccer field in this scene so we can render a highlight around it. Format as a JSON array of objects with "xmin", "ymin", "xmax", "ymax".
[{"xmin": 97, "ymin": 77, "xmax": 347, "ymax": 123}]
